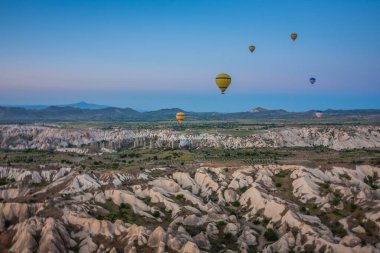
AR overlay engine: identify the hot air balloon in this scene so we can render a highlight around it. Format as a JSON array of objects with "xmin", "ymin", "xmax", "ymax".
[
  {"xmin": 310, "ymin": 77, "xmax": 316, "ymax": 85},
  {"xmin": 176, "ymin": 112, "xmax": 185, "ymax": 123},
  {"xmin": 215, "ymin": 73, "xmax": 231, "ymax": 94},
  {"xmin": 315, "ymin": 111, "xmax": 323, "ymax": 119},
  {"xmin": 179, "ymin": 138, "xmax": 191, "ymax": 149},
  {"xmin": 249, "ymin": 45, "xmax": 255, "ymax": 53},
  {"xmin": 290, "ymin": 33, "xmax": 298, "ymax": 41}
]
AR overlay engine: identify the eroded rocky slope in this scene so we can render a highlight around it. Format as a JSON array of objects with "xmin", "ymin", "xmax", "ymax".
[
  {"xmin": 0, "ymin": 164, "xmax": 379, "ymax": 253},
  {"xmin": 1, "ymin": 125, "xmax": 380, "ymax": 151}
]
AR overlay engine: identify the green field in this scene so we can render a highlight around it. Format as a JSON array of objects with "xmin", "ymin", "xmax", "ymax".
[{"xmin": 1, "ymin": 146, "xmax": 379, "ymax": 173}]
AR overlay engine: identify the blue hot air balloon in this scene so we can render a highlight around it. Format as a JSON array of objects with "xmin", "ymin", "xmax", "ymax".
[
  {"xmin": 310, "ymin": 77, "xmax": 316, "ymax": 85},
  {"xmin": 179, "ymin": 139, "xmax": 191, "ymax": 149}
]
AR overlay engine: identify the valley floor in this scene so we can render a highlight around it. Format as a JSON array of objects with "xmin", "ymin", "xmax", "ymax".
[
  {"xmin": 0, "ymin": 161, "xmax": 379, "ymax": 253},
  {"xmin": 0, "ymin": 124, "xmax": 379, "ymax": 253}
]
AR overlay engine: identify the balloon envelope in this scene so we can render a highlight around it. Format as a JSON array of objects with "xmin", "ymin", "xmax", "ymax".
[
  {"xmin": 310, "ymin": 77, "xmax": 316, "ymax": 85},
  {"xmin": 179, "ymin": 139, "xmax": 191, "ymax": 149},
  {"xmin": 176, "ymin": 112, "xmax": 185, "ymax": 123},
  {"xmin": 249, "ymin": 45, "xmax": 255, "ymax": 53},
  {"xmin": 315, "ymin": 111, "xmax": 323, "ymax": 119},
  {"xmin": 290, "ymin": 33, "xmax": 298, "ymax": 41},
  {"xmin": 215, "ymin": 73, "xmax": 231, "ymax": 94}
]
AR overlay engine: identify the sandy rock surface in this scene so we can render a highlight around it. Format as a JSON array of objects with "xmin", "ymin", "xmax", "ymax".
[{"xmin": 0, "ymin": 163, "xmax": 379, "ymax": 252}]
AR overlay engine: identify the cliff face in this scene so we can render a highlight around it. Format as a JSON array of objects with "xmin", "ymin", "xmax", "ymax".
[
  {"xmin": 1, "ymin": 125, "xmax": 379, "ymax": 151},
  {"xmin": 0, "ymin": 164, "xmax": 379, "ymax": 252}
]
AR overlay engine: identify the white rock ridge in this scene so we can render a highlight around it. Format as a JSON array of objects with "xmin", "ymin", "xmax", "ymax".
[{"xmin": 1, "ymin": 125, "xmax": 380, "ymax": 151}]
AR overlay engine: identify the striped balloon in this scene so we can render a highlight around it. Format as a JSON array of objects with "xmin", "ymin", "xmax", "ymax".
[
  {"xmin": 176, "ymin": 112, "xmax": 185, "ymax": 123},
  {"xmin": 215, "ymin": 73, "xmax": 232, "ymax": 94}
]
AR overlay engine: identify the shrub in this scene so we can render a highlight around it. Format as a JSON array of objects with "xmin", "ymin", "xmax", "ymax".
[
  {"xmin": 264, "ymin": 228, "xmax": 278, "ymax": 241},
  {"xmin": 216, "ymin": 221, "xmax": 226, "ymax": 229},
  {"xmin": 120, "ymin": 203, "xmax": 131, "ymax": 209},
  {"xmin": 152, "ymin": 211, "xmax": 160, "ymax": 218},
  {"xmin": 340, "ymin": 174, "xmax": 351, "ymax": 180},
  {"xmin": 4, "ymin": 220, "xmax": 12, "ymax": 228},
  {"xmin": 331, "ymin": 222, "xmax": 347, "ymax": 237},
  {"xmin": 175, "ymin": 194, "xmax": 186, "ymax": 201},
  {"xmin": 253, "ymin": 220, "xmax": 260, "ymax": 225},
  {"xmin": 231, "ymin": 200, "xmax": 240, "ymax": 207},
  {"xmin": 331, "ymin": 197, "xmax": 340, "ymax": 206},
  {"xmin": 274, "ymin": 171, "xmax": 288, "ymax": 178},
  {"xmin": 96, "ymin": 214, "xmax": 104, "ymax": 220},
  {"xmin": 349, "ymin": 203, "xmax": 358, "ymax": 211},
  {"xmin": 0, "ymin": 178, "xmax": 16, "ymax": 186},
  {"xmin": 319, "ymin": 182, "xmax": 331, "ymax": 194},
  {"xmin": 332, "ymin": 209, "xmax": 343, "ymax": 216},
  {"xmin": 262, "ymin": 217, "xmax": 271, "ymax": 226},
  {"xmin": 364, "ymin": 175, "xmax": 379, "ymax": 190},
  {"xmin": 239, "ymin": 186, "xmax": 248, "ymax": 193},
  {"xmin": 224, "ymin": 233, "xmax": 232, "ymax": 240}
]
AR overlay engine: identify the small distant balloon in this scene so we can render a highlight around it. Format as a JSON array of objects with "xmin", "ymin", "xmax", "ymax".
[
  {"xmin": 315, "ymin": 111, "xmax": 323, "ymax": 119},
  {"xmin": 179, "ymin": 139, "xmax": 191, "ymax": 149},
  {"xmin": 249, "ymin": 45, "xmax": 255, "ymax": 53},
  {"xmin": 290, "ymin": 33, "xmax": 298, "ymax": 41},
  {"xmin": 310, "ymin": 77, "xmax": 316, "ymax": 85},
  {"xmin": 215, "ymin": 73, "xmax": 232, "ymax": 94},
  {"xmin": 176, "ymin": 112, "xmax": 185, "ymax": 123}
]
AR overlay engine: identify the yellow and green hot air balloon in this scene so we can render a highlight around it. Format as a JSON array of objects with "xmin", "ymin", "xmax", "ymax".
[
  {"xmin": 290, "ymin": 33, "xmax": 298, "ymax": 41},
  {"xmin": 215, "ymin": 73, "xmax": 231, "ymax": 94},
  {"xmin": 176, "ymin": 112, "xmax": 185, "ymax": 123},
  {"xmin": 249, "ymin": 45, "xmax": 255, "ymax": 53}
]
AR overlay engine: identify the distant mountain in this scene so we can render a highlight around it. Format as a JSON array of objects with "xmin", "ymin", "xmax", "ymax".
[
  {"xmin": 59, "ymin": 101, "xmax": 110, "ymax": 110},
  {"xmin": 2, "ymin": 104, "xmax": 49, "ymax": 110},
  {"xmin": 249, "ymin": 107, "xmax": 269, "ymax": 113},
  {"xmin": 0, "ymin": 105, "xmax": 380, "ymax": 123},
  {"xmin": 1, "ymin": 101, "xmax": 110, "ymax": 110}
]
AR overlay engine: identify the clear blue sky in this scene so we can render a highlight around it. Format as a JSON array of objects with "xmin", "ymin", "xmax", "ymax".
[{"xmin": 0, "ymin": 0, "xmax": 379, "ymax": 112}]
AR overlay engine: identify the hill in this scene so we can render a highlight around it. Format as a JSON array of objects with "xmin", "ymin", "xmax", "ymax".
[{"xmin": 0, "ymin": 105, "xmax": 380, "ymax": 123}]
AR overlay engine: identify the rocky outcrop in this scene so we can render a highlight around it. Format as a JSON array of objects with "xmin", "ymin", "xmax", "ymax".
[
  {"xmin": 0, "ymin": 203, "xmax": 43, "ymax": 223},
  {"xmin": 0, "ymin": 164, "xmax": 379, "ymax": 252},
  {"xmin": 1, "ymin": 125, "xmax": 380, "ymax": 151},
  {"xmin": 37, "ymin": 218, "xmax": 76, "ymax": 253},
  {"xmin": 179, "ymin": 241, "xmax": 200, "ymax": 253},
  {"xmin": 173, "ymin": 172, "xmax": 200, "ymax": 194},
  {"xmin": 9, "ymin": 217, "xmax": 43, "ymax": 253},
  {"xmin": 147, "ymin": 226, "xmax": 167, "ymax": 248},
  {"xmin": 61, "ymin": 174, "xmax": 101, "ymax": 194},
  {"xmin": 104, "ymin": 190, "xmax": 154, "ymax": 218}
]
